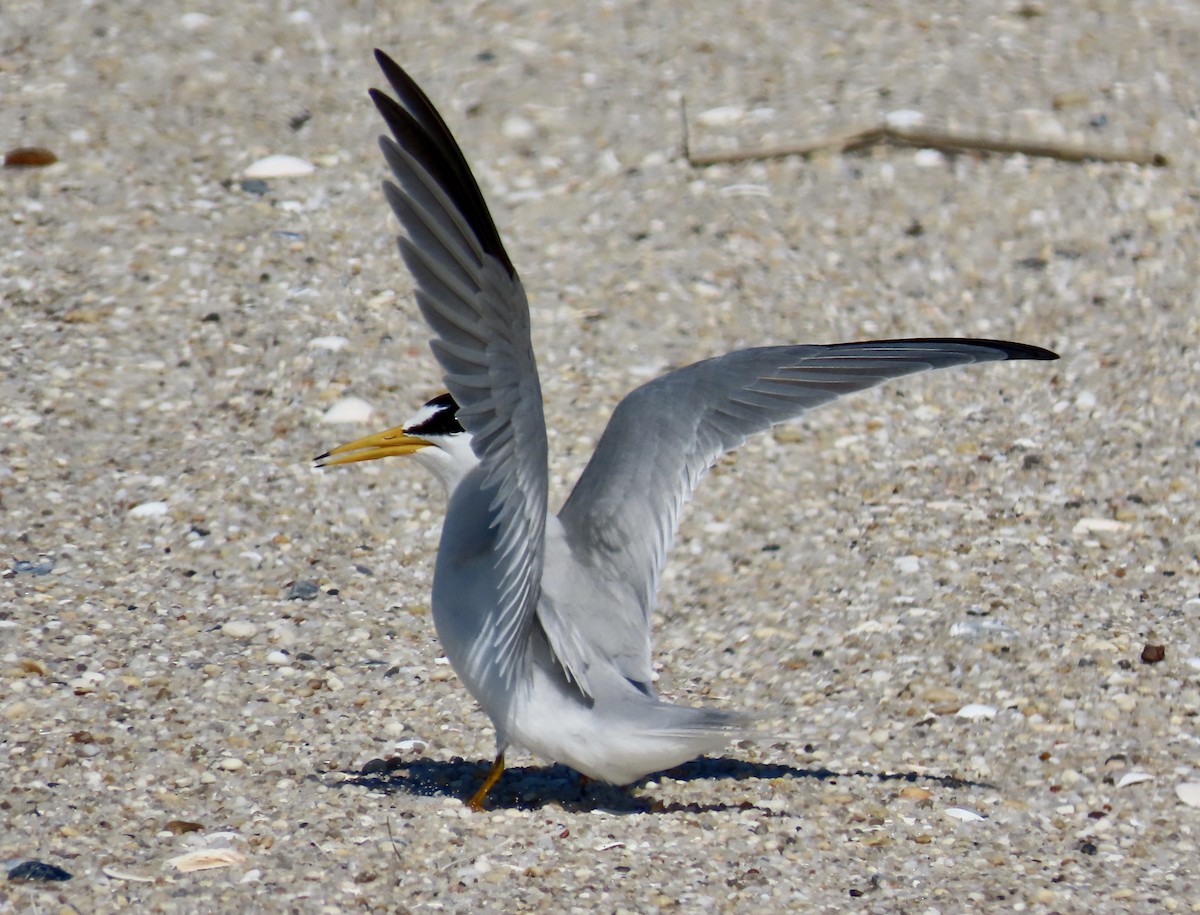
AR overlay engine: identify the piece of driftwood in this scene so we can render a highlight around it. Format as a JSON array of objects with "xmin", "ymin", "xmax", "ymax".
[{"xmin": 681, "ymin": 105, "xmax": 1167, "ymax": 168}]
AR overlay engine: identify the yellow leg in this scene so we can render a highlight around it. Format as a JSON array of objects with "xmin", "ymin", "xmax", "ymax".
[{"xmin": 467, "ymin": 752, "xmax": 505, "ymax": 811}]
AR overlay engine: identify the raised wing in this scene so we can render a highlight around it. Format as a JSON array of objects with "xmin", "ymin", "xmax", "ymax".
[
  {"xmin": 372, "ymin": 50, "xmax": 548, "ymax": 685},
  {"xmin": 554, "ymin": 338, "xmax": 1057, "ymax": 681}
]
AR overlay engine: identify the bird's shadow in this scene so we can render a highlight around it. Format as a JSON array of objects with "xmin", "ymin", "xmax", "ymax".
[{"xmin": 339, "ymin": 754, "xmax": 993, "ymax": 814}]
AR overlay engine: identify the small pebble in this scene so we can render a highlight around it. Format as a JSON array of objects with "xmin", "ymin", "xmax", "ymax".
[
  {"xmin": 4, "ymin": 147, "xmax": 58, "ymax": 167},
  {"xmin": 165, "ymin": 820, "xmax": 204, "ymax": 835},
  {"xmin": 11, "ymin": 559, "xmax": 54, "ymax": 576},
  {"xmin": 1141, "ymin": 643, "xmax": 1166, "ymax": 664},
  {"xmin": 222, "ymin": 620, "xmax": 258, "ymax": 639},
  {"xmin": 287, "ymin": 580, "xmax": 320, "ymax": 601}
]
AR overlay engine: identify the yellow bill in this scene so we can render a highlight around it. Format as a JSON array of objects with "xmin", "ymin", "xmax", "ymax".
[{"xmin": 315, "ymin": 426, "xmax": 430, "ymax": 467}]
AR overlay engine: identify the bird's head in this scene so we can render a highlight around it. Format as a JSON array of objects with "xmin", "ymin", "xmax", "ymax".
[{"xmin": 315, "ymin": 392, "xmax": 476, "ymax": 491}]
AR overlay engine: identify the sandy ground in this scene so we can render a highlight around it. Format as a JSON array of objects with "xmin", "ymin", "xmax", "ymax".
[{"xmin": 3, "ymin": 1, "xmax": 1200, "ymax": 912}]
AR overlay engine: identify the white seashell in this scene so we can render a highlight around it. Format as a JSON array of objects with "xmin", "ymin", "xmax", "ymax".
[
  {"xmin": 944, "ymin": 806, "xmax": 987, "ymax": 822},
  {"xmin": 307, "ymin": 335, "xmax": 350, "ymax": 352},
  {"xmin": 166, "ymin": 848, "xmax": 246, "ymax": 873},
  {"xmin": 886, "ymin": 109, "xmax": 926, "ymax": 129},
  {"xmin": 1116, "ymin": 772, "xmax": 1154, "ymax": 788},
  {"xmin": 949, "ymin": 619, "xmax": 1017, "ymax": 639},
  {"xmin": 956, "ymin": 703, "xmax": 998, "ymax": 721},
  {"xmin": 102, "ymin": 866, "xmax": 155, "ymax": 882},
  {"xmin": 913, "ymin": 149, "xmax": 945, "ymax": 168},
  {"xmin": 179, "ymin": 13, "xmax": 212, "ymax": 30},
  {"xmin": 1072, "ymin": 517, "xmax": 1131, "ymax": 535},
  {"xmin": 242, "ymin": 154, "xmax": 315, "ymax": 179},
  {"xmin": 696, "ymin": 106, "xmax": 746, "ymax": 127},
  {"xmin": 1175, "ymin": 782, "xmax": 1200, "ymax": 807},
  {"xmin": 128, "ymin": 500, "xmax": 169, "ymax": 518},
  {"xmin": 718, "ymin": 184, "xmax": 771, "ymax": 198},
  {"xmin": 501, "ymin": 116, "xmax": 536, "ymax": 141},
  {"xmin": 322, "ymin": 397, "xmax": 374, "ymax": 424}
]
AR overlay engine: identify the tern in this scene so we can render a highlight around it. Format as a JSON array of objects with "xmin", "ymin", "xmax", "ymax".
[{"xmin": 318, "ymin": 50, "xmax": 1058, "ymax": 809}]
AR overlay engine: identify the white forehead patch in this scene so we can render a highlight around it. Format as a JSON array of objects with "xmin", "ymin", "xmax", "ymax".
[{"xmin": 402, "ymin": 401, "xmax": 444, "ymax": 431}]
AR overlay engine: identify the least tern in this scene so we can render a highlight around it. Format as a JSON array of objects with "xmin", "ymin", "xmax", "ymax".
[{"xmin": 319, "ymin": 50, "xmax": 1058, "ymax": 809}]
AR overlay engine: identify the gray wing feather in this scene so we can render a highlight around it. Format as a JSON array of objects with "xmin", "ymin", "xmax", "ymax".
[
  {"xmin": 553, "ymin": 339, "xmax": 1057, "ymax": 685},
  {"xmin": 372, "ymin": 51, "xmax": 547, "ymax": 687}
]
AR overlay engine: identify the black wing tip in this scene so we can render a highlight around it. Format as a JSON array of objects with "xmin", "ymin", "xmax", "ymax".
[
  {"xmin": 373, "ymin": 48, "xmax": 407, "ymax": 87},
  {"xmin": 838, "ymin": 337, "xmax": 1059, "ymax": 362},
  {"xmin": 971, "ymin": 339, "xmax": 1060, "ymax": 362},
  {"xmin": 368, "ymin": 49, "xmax": 518, "ymax": 279},
  {"xmin": 939, "ymin": 338, "xmax": 1059, "ymax": 362}
]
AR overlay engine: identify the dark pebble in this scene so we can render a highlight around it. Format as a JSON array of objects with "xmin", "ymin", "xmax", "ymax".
[
  {"xmin": 4, "ymin": 147, "xmax": 58, "ymax": 167},
  {"xmin": 12, "ymin": 559, "xmax": 54, "ymax": 576},
  {"xmin": 7, "ymin": 860, "xmax": 72, "ymax": 881},
  {"xmin": 288, "ymin": 580, "xmax": 320, "ymax": 600},
  {"xmin": 1141, "ymin": 643, "xmax": 1166, "ymax": 664},
  {"xmin": 239, "ymin": 178, "xmax": 270, "ymax": 195}
]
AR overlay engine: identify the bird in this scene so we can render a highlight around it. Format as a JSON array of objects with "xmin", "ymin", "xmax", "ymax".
[{"xmin": 317, "ymin": 49, "xmax": 1059, "ymax": 810}]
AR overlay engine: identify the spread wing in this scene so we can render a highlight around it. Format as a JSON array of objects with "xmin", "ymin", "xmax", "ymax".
[
  {"xmin": 552, "ymin": 338, "xmax": 1057, "ymax": 685},
  {"xmin": 372, "ymin": 50, "xmax": 547, "ymax": 686}
]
